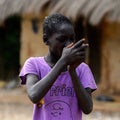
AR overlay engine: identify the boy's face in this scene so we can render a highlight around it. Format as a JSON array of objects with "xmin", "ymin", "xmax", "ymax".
[{"xmin": 47, "ymin": 23, "xmax": 75, "ymax": 58}]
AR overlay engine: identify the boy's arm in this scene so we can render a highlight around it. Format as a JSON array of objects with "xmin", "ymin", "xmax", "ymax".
[
  {"xmin": 68, "ymin": 68, "xmax": 93, "ymax": 114},
  {"xmin": 26, "ymin": 39, "xmax": 88, "ymax": 104},
  {"xmin": 26, "ymin": 58, "xmax": 67, "ymax": 104}
]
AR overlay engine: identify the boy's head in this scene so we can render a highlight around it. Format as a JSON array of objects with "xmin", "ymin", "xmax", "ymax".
[{"xmin": 43, "ymin": 13, "xmax": 73, "ymax": 43}]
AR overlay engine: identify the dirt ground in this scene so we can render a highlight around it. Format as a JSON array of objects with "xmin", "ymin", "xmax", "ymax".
[{"xmin": 0, "ymin": 87, "xmax": 120, "ymax": 120}]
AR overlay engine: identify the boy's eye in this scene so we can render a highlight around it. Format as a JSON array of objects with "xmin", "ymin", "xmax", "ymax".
[{"xmin": 56, "ymin": 36, "xmax": 74, "ymax": 44}]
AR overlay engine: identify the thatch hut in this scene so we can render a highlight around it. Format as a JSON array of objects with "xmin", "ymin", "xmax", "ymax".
[{"xmin": 0, "ymin": 0, "xmax": 120, "ymax": 94}]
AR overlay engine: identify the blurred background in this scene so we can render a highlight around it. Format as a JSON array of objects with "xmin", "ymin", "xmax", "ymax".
[{"xmin": 0, "ymin": 0, "xmax": 120, "ymax": 120}]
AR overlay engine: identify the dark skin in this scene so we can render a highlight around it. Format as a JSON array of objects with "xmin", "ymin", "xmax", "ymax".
[{"xmin": 26, "ymin": 23, "xmax": 93, "ymax": 114}]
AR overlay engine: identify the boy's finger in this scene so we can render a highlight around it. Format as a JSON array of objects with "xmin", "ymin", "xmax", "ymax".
[
  {"xmin": 82, "ymin": 43, "xmax": 89, "ymax": 47},
  {"xmin": 74, "ymin": 38, "xmax": 85, "ymax": 48},
  {"xmin": 67, "ymin": 42, "xmax": 74, "ymax": 48},
  {"xmin": 79, "ymin": 44, "xmax": 89, "ymax": 51}
]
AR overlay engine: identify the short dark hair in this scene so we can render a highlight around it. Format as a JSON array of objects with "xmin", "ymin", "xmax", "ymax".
[{"xmin": 43, "ymin": 13, "xmax": 73, "ymax": 41}]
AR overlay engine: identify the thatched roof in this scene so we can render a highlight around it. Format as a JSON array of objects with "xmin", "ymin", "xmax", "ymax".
[{"xmin": 0, "ymin": 0, "xmax": 120, "ymax": 25}]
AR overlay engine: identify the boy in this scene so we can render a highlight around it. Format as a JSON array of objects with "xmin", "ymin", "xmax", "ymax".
[{"xmin": 19, "ymin": 13, "xmax": 97, "ymax": 120}]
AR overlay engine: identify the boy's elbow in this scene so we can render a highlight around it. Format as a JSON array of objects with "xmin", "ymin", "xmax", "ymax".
[
  {"xmin": 83, "ymin": 109, "xmax": 92, "ymax": 114},
  {"xmin": 28, "ymin": 92, "xmax": 40, "ymax": 104},
  {"xmin": 83, "ymin": 106, "xmax": 93, "ymax": 114},
  {"xmin": 30, "ymin": 97, "xmax": 39, "ymax": 104}
]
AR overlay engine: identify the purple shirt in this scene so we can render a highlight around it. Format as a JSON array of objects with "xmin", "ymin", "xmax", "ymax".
[{"xmin": 19, "ymin": 57, "xmax": 97, "ymax": 120}]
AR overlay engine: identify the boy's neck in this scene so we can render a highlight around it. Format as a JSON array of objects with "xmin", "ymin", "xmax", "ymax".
[
  {"xmin": 44, "ymin": 52, "xmax": 59, "ymax": 67},
  {"xmin": 44, "ymin": 53, "xmax": 67, "ymax": 72}
]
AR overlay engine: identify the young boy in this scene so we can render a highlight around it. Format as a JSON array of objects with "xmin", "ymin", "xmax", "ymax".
[{"xmin": 19, "ymin": 13, "xmax": 97, "ymax": 120}]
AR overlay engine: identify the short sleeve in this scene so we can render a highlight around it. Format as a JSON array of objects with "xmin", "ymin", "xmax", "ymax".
[
  {"xmin": 77, "ymin": 63, "xmax": 97, "ymax": 92},
  {"xmin": 19, "ymin": 57, "xmax": 38, "ymax": 85}
]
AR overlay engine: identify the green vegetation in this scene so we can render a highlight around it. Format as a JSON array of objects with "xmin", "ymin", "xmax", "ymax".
[{"xmin": 0, "ymin": 16, "xmax": 21, "ymax": 81}]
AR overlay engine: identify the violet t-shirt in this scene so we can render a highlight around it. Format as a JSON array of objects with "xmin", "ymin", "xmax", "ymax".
[{"xmin": 19, "ymin": 57, "xmax": 97, "ymax": 120}]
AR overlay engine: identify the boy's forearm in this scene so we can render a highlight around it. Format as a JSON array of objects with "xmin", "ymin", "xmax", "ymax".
[
  {"xmin": 28, "ymin": 58, "xmax": 67, "ymax": 103},
  {"xmin": 68, "ymin": 69, "xmax": 93, "ymax": 114}
]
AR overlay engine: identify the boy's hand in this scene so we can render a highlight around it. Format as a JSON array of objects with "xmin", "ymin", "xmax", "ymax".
[
  {"xmin": 70, "ymin": 40, "xmax": 89, "ymax": 69},
  {"xmin": 61, "ymin": 38, "xmax": 88, "ymax": 67}
]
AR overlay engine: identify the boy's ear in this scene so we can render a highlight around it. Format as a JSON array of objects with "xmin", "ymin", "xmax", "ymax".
[{"xmin": 43, "ymin": 34, "xmax": 49, "ymax": 45}]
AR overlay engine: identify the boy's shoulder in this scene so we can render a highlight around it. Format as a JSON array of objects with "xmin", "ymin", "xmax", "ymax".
[
  {"xmin": 79, "ymin": 62, "xmax": 89, "ymax": 68},
  {"xmin": 26, "ymin": 56, "xmax": 44, "ymax": 62},
  {"xmin": 24, "ymin": 57, "xmax": 45, "ymax": 67}
]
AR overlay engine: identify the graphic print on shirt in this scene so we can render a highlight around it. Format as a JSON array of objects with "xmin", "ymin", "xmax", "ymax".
[
  {"xmin": 45, "ymin": 100, "xmax": 73, "ymax": 120},
  {"xmin": 50, "ymin": 85, "xmax": 75, "ymax": 97}
]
